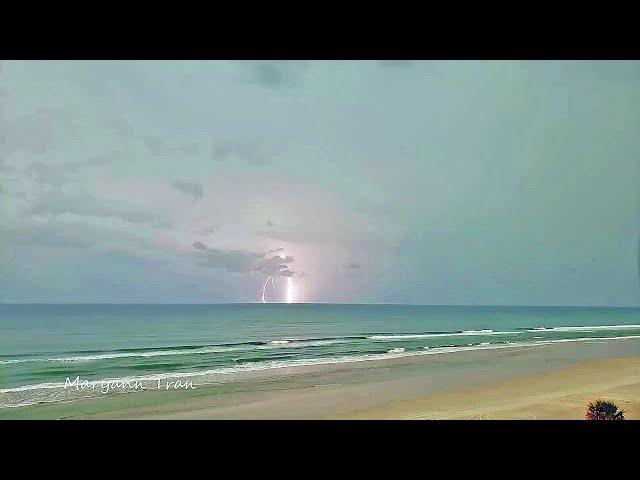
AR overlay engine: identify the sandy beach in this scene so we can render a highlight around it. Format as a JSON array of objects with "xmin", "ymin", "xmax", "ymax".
[{"xmin": 337, "ymin": 357, "xmax": 640, "ymax": 419}]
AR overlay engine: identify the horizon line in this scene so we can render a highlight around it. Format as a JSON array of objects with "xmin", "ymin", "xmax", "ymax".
[{"xmin": 1, "ymin": 302, "xmax": 639, "ymax": 308}]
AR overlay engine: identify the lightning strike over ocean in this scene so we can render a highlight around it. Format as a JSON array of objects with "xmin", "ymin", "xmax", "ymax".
[{"xmin": 260, "ymin": 242, "xmax": 294, "ymax": 303}]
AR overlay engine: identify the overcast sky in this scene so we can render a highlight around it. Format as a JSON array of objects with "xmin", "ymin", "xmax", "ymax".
[{"xmin": 1, "ymin": 60, "xmax": 638, "ymax": 305}]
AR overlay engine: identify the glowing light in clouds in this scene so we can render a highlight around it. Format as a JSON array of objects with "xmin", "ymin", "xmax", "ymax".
[
  {"xmin": 287, "ymin": 276, "xmax": 294, "ymax": 304},
  {"xmin": 282, "ymin": 245, "xmax": 294, "ymax": 304}
]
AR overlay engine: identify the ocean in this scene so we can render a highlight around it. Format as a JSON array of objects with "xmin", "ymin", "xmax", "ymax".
[{"xmin": 1, "ymin": 304, "xmax": 639, "ymax": 408}]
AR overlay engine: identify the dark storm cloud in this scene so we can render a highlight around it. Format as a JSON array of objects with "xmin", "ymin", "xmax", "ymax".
[
  {"xmin": 173, "ymin": 181, "xmax": 204, "ymax": 200},
  {"xmin": 260, "ymin": 254, "xmax": 294, "ymax": 267},
  {"xmin": 254, "ymin": 254, "xmax": 295, "ymax": 277},
  {"xmin": 192, "ymin": 241, "xmax": 208, "ymax": 250},
  {"xmin": 196, "ymin": 248, "xmax": 265, "ymax": 273},
  {"xmin": 191, "ymin": 241, "xmax": 295, "ymax": 276}
]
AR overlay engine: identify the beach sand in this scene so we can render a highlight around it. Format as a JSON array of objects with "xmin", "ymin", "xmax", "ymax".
[
  {"xmin": 336, "ymin": 357, "xmax": 640, "ymax": 419},
  {"xmin": 3, "ymin": 339, "xmax": 638, "ymax": 420}
]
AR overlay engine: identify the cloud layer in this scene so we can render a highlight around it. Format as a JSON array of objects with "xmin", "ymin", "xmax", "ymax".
[{"xmin": 1, "ymin": 60, "xmax": 639, "ymax": 305}]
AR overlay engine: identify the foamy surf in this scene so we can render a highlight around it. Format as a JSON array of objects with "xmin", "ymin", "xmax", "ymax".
[
  {"xmin": 0, "ymin": 338, "xmax": 353, "ymax": 365},
  {"xmin": 387, "ymin": 348, "xmax": 405, "ymax": 353},
  {"xmin": 528, "ymin": 324, "xmax": 640, "ymax": 333},
  {"xmin": 3, "ymin": 334, "xmax": 639, "ymax": 409},
  {"xmin": 2, "ymin": 323, "xmax": 638, "ymax": 368},
  {"xmin": 369, "ymin": 330, "xmax": 519, "ymax": 340}
]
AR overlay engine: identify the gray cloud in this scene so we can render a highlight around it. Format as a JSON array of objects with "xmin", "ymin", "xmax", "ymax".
[
  {"xmin": 197, "ymin": 225, "xmax": 216, "ymax": 235},
  {"xmin": 144, "ymin": 137, "xmax": 166, "ymax": 155},
  {"xmin": 145, "ymin": 137, "xmax": 200, "ymax": 157},
  {"xmin": 192, "ymin": 241, "xmax": 296, "ymax": 277},
  {"xmin": 192, "ymin": 241, "xmax": 270, "ymax": 274},
  {"xmin": 196, "ymin": 248, "xmax": 265, "ymax": 273},
  {"xmin": 192, "ymin": 241, "xmax": 208, "ymax": 250},
  {"xmin": 173, "ymin": 181, "xmax": 204, "ymax": 200},
  {"xmin": 27, "ymin": 155, "xmax": 118, "ymax": 187},
  {"xmin": 7, "ymin": 227, "xmax": 95, "ymax": 249},
  {"xmin": 24, "ymin": 189, "xmax": 166, "ymax": 226},
  {"xmin": 245, "ymin": 61, "xmax": 308, "ymax": 89},
  {"xmin": 255, "ymin": 254, "xmax": 295, "ymax": 278},
  {"xmin": 378, "ymin": 61, "xmax": 413, "ymax": 68},
  {"xmin": 256, "ymin": 228, "xmax": 330, "ymax": 244},
  {"xmin": 3, "ymin": 61, "xmax": 638, "ymax": 305},
  {"xmin": 105, "ymin": 113, "xmax": 135, "ymax": 138},
  {"xmin": 211, "ymin": 139, "xmax": 282, "ymax": 166},
  {"xmin": 0, "ymin": 108, "xmax": 55, "ymax": 156}
]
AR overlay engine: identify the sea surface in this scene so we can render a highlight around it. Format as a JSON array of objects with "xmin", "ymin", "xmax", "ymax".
[{"xmin": 1, "ymin": 304, "xmax": 639, "ymax": 408}]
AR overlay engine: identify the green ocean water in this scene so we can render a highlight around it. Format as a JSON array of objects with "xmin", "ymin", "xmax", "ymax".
[{"xmin": 1, "ymin": 304, "xmax": 639, "ymax": 408}]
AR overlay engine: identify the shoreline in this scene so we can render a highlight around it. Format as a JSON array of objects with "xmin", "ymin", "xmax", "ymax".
[{"xmin": 2, "ymin": 337, "xmax": 638, "ymax": 419}]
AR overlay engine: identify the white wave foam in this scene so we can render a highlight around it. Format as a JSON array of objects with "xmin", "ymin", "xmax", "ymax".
[
  {"xmin": 0, "ymin": 339, "xmax": 350, "ymax": 365},
  {"xmin": 0, "ymin": 345, "xmax": 247, "ymax": 364},
  {"xmin": 369, "ymin": 330, "xmax": 518, "ymax": 340},
  {"xmin": 529, "ymin": 324, "xmax": 640, "ymax": 333},
  {"xmin": 531, "ymin": 335, "xmax": 640, "ymax": 345},
  {"xmin": 0, "ymin": 359, "xmax": 34, "ymax": 365},
  {"xmin": 387, "ymin": 348, "xmax": 405, "ymax": 353}
]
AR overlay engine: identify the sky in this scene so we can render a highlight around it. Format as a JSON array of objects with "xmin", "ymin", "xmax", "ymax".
[{"xmin": 0, "ymin": 60, "xmax": 638, "ymax": 305}]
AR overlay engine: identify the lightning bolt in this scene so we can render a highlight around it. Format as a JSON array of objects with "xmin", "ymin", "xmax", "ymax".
[
  {"xmin": 261, "ymin": 275, "xmax": 272, "ymax": 304},
  {"xmin": 259, "ymin": 216, "xmax": 295, "ymax": 303}
]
